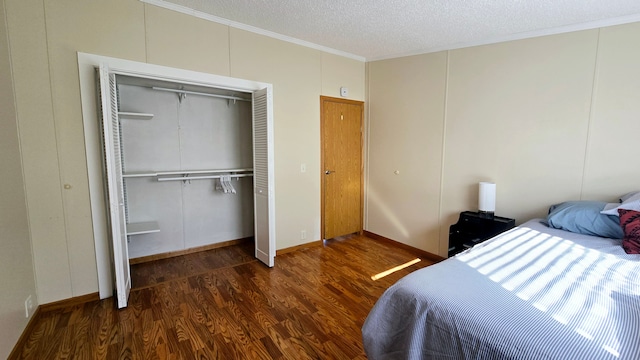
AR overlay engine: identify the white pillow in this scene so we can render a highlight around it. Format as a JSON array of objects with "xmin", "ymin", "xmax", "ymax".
[
  {"xmin": 620, "ymin": 191, "xmax": 640, "ymax": 202},
  {"xmin": 601, "ymin": 192, "xmax": 640, "ymax": 216}
]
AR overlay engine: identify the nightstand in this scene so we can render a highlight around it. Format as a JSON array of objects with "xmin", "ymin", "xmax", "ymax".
[{"xmin": 448, "ymin": 211, "xmax": 515, "ymax": 257}]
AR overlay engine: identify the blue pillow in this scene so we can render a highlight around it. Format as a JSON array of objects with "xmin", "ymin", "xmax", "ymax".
[{"xmin": 546, "ymin": 201, "xmax": 623, "ymax": 239}]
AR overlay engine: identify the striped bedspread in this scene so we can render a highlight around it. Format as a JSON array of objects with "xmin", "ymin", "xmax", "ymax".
[{"xmin": 362, "ymin": 219, "xmax": 640, "ymax": 360}]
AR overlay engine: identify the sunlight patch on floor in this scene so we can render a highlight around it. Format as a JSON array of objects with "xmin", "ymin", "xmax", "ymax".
[{"xmin": 371, "ymin": 258, "xmax": 421, "ymax": 280}]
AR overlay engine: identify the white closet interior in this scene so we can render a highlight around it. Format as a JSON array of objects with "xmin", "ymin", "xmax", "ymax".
[
  {"xmin": 116, "ymin": 77, "xmax": 255, "ymax": 259},
  {"xmin": 79, "ymin": 53, "xmax": 276, "ymax": 308}
]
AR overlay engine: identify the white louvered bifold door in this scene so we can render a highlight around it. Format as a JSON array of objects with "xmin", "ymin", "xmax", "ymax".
[
  {"xmin": 97, "ymin": 64, "xmax": 131, "ymax": 308},
  {"xmin": 252, "ymin": 87, "xmax": 276, "ymax": 267}
]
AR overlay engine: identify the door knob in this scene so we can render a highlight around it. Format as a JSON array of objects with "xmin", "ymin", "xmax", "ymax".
[{"xmin": 325, "ymin": 170, "xmax": 335, "ymax": 175}]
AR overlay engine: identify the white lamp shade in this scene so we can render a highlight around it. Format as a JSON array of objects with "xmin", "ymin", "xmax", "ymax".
[{"xmin": 479, "ymin": 182, "xmax": 496, "ymax": 213}]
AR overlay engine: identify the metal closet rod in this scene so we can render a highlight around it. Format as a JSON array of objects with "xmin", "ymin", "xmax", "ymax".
[
  {"xmin": 122, "ymin": 168, "xmax": 253, "ymax": 178},
  {"xmin": 151, "ymin": 86, "xmax": 251, "ymax": 102},
  {"xmin": 157, "ymin": 173, "xmax": 254, "ymax": 182}
]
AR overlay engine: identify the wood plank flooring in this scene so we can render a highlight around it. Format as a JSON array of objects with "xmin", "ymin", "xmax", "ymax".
[
  {"xmin": 129, "ymin": 240, "xmax": 257, "ymax": 290},
  {"xmin": 11, "ymin": 234, "xmax": 434, "ymax": 359}
]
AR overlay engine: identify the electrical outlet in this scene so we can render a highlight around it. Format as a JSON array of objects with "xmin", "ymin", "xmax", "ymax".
[
  {"xmin": 25, "ymin": 295, "xmax": 33, "ymax": 318},
  {"xmin": 301, "ymin": 230, "xmax": 307, "ymax": 240}
]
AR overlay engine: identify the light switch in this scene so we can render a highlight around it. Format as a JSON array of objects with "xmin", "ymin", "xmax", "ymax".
[
  {"xmin": 301, "ymin": 163, "xmax": 306, "ymax": 173},
  {"xmin": 340, "ymin": 87, "xmax": 348, "ymax": 97}
]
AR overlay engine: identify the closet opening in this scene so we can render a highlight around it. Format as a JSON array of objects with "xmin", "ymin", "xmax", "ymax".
[
  {"xmin": 79, "ymin": 53, "xmax": 275, "ymax": 308},
  {"xmin": 114, "ymin": 76, "xmax": 255, "ymax": 261}
]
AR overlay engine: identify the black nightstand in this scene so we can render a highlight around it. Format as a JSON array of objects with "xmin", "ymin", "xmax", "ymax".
[{"xmin": 448, "ymin": 211, "xmax": 515, "ymax": 257}]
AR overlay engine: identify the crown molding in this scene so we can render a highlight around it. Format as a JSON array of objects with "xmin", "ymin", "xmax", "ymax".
[
  {"xmin": 140, "ymin": 0, "xmax": 366, "ymax": 62},
  {"xmin": 368, "ymin": 13, "xmax": 640, "ymax": 61}
]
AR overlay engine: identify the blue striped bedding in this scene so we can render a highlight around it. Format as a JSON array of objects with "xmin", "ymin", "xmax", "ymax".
[{"xmin": 362, "ymin": 219, "xmax": 640, "ymax": 359}]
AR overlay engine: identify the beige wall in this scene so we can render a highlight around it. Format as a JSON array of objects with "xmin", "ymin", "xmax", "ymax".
[
  {"xmin": 0, "ymin": 0, "xmax": 37, "ymax": 357},
  {"xmin": 366, "ymin": 22, "xmax": 640, "ymax": 257},
  {"xmin": 441, "ymin": 30, "xmax": 599, "ymax": 254},
  {"xmin": 4, "ymin": 0, "xmax": 364, "ymax": 305},
  {"xmin": 366, "ymin": 53, "xmax": 447, "ymax": 254},
  {"xmin": 582, "ymin": 23, "xmax": 640, "ymax": 199},
  {"xmin": 230, "ymin": 28, "xmax": 323, "ymax": 249}
]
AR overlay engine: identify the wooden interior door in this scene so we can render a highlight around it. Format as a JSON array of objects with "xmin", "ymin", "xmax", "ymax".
[{"xmin": 321, "ymin": 96, "xmax": 364, "ymax": 240}]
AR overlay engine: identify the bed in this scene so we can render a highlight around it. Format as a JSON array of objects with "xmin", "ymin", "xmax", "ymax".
[{"xmin": 362, "ymin": 218, "xmax": 640, "ymax": 360}]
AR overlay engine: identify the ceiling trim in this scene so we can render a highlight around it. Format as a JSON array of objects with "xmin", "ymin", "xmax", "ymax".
[
  {"xmin": 141, "ymin": 0, "xmax": 640, "ymax": 63},
  {"xmin": 140, "ymin": 0, "xmax": 366, "ymax": 62},
  {"xmin": 367, "ymin": 13, "xmax": 640, "ymax": 61}
]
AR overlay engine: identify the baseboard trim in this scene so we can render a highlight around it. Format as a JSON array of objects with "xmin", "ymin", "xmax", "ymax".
[
  {"xmin": 8, "ymin": 306, "xmax": 41, "ymax": 360},
  {"xmin": 10, "ymin": 291, "xmax": 100, "ymax": 358},
  {"xmin": 363, "ymin": 230, "xmax": 446, "ymax": 263},
  {"xmin": 276, "ymin": 240, "xmax": 322, "ymax": 256},
  {"xmin": 130, "ymin": 237, "xmax": 252, "ymax": 264},
  {"xmin": 40, "ymin": 292, "xmax": 100, "ymax": 313}
]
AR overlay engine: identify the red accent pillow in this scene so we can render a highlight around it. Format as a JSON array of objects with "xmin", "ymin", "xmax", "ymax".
[{"xmin": 618, "ymin": 209, "xmax": 640, "ymax": 254}]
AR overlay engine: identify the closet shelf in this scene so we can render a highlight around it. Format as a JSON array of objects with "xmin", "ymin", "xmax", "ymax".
[
  {"xmin": 118, "ymin": 111, "xmax": 154, "ymax": 120},
  {"xmin": 126, "ymin": 221, "xmax": 160, "ymax": 236}
]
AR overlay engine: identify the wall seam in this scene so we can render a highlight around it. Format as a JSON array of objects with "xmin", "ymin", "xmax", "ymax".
[
  {"xmin": 2, "ymin": 0, "xmax": 39, "ymax": 306},
  {"xmin": 42, "ymin": 0, "xmax": 75, "ymax": 297},
  {"xmin": 143, "ymin": 3, "xmax": 148, "ymax": 62},
  {"xmin": 319, "ymin": 53, "xmax": 324, "ymax": 96},
  {"xmin": 580, "ymin": 29, "xmax": 602, "ymax": 200},
  {"xmin": 437, "ymin": 50, "xmax": 451, "ymax": 257},
  {"xmin": 227, "ymin": 25, "xmax": 232, "ymax": 76},
  {"xmin": 363, "ymin": 62, "xmax": 371, "ymax": 230}
]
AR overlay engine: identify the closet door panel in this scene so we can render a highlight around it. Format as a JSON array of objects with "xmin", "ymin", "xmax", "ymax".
[
  {"xmin": 98, "ymin": 67, "xmax": 130, "ymax": 308},
  {"xmin": 179, "ymin": 95, "xmax": 253, "ymax": 170},
  {"xmin": 125, "ymin": 178, "xmax": 184, "ymax": 258},
  {"xmin": 118, "ymin": 85, "xmax": 181, "ymax": 172},
  {"xmin": 252, "ymin": 87, "xmax": 275, "ymax": 267},
  {"xmin": 182, "ymin": 179, "xmax": 254, "ymax": 248},
  {"xmin": 237, "ymin": 102, "xmax": 254, "ymax": 167}
]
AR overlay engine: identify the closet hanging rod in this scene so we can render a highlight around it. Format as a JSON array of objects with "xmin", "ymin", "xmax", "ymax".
[
  {"xmin": 157, "ymin": 173, "xmax": 254, "ymax": 182},
  {"xmin": 123, "ymin": 168, "xmax": 253, "ymax": 178},
  {"xmin": 151, "ymin": 87, "xmax": 251, "ymax": 102},
  {"xmin": 156, "ymin": 168, "xmax": 252, "ymax": 176}
]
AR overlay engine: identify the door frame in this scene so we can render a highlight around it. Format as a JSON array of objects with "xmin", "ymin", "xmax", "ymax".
[
  {"xmin": 320, "ymin": 96, "xmax": 365, "ymax": 240},
  {"xmin": 78, "ymin": 52, "xmax": 275, "ymax": 299}
]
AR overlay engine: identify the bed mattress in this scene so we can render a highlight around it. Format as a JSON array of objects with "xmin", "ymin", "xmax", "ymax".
[{"xmin": 362, "ymin": 219, "xmax": 640, "ymax": 360}]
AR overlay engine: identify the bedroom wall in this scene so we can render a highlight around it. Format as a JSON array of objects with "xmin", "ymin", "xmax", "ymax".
[
  {"xmin": 366, "ymin": 53, "xmax": 447, "ymax": 254},
  {"xmin": 0, "ymin": 0, "xmax": 37, "ymax": 357},
  {"xmin": 581, "ymin": 23, "xmax": 640, "ymax": 199},
  {"xmin": 366, "ymin": 22, "xmax": 640, "ymax": 257},
  {"xmin": 4, "ymin": 0, "xmax": 364, "ymax": 304}
]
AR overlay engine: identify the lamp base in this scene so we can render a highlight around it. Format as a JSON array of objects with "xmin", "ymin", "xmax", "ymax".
[{"xmin": 478, "ymin": 210, "xmax": 495, "ymax": 219}]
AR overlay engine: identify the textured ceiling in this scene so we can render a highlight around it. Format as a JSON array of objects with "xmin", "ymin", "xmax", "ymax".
[{"xmin": 153, "ymin": 0, "xmax": 640, "ymax": 61}]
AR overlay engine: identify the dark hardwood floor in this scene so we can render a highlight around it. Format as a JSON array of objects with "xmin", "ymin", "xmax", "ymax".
[
  {"xmin": 12, "ymin": 234, "xmax": 434, "ymax": 359},
  {"xmin": 130, "ymin": 240, "xmax": 258, "ymax": 290}
]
